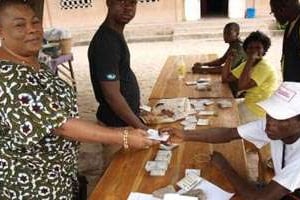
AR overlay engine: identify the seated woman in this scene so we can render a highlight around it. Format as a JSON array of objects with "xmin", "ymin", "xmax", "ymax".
[
  {"xmin": 222, "ymin": 31, "xmax": 278, "ymax": 124},
  {"xmin": 0, "ymin": 1, "xmax": 157, "ymax": 199}
]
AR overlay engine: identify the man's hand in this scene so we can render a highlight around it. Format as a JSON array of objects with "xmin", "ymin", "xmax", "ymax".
[
  {"xmin": 159, "ymin": 127, "xmax": 184, "ymax": 143},
  {"xmin": 210, "ymin": 151, "xmax": 230, "ymax": 171},
  {"xmin": 192, "ymin": 62, "xmax": 203, "ymax": 73}
]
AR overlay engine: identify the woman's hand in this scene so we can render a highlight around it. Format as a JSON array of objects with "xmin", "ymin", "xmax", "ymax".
[{"xmin": 128, "ymin": 129, "xmax": 159, "ymax": 149}]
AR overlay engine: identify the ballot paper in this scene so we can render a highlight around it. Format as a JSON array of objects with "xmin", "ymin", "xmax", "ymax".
[
  {"xmin": 193, "ymin": 178, "xmax": 235, "ymax": 200},
  {"xmin": 127, "ymin": 192, "xmax": 160, "ymax": 200},
  {"xmin": 163, "ymin": 194, "xmax": 198, "ymax": 200},
  {"xmin": 147, "ymin": 129, "xmax": 170, "ymax": 142}
]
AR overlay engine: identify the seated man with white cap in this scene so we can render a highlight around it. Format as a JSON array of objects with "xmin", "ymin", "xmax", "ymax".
[{"xmin": 171, "ymin": 82, "xmax": 300, "ymax": 200}]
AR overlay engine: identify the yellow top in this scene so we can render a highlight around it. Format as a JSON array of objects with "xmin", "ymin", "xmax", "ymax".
[{"xmin": 232, "ymin": 59, "xmax": 278, "ymax": 117}]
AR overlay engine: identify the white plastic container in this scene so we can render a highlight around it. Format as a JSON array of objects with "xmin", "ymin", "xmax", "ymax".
[
  {"xmin": 184, "ymin": 0, "xmax": 201, "ymax": 21},
  {"xmin": 228, "ymin": 0, "xmax": 246, "ymax": 19}
]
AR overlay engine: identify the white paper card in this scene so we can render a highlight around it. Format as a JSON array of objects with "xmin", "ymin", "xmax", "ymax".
[
  {"xmin": 127, "ymin": 192, "xmax": 160, "ymax": 200},
  {"xmin": 147, "ymin": 129, "xmax": 170, "ymax": 142},
  {"xmin": 185, "ymin": 81, "xmax": 197, "ymax": 86},
  {"xmin": 176, "ymin": 173, "xmax": 203, "ymax": 191},
  {"xmin": 197, "ymin": 119, "xmax": 210, "ymax": 126},
  {"xmin": 185, "ymin": 169, "xmax": 201, "ymax": 177},
  {"xmin": 198, "ymin": 111, "xmax": 215, "ymax": 116},
  {"xmin": 140, "ymin": 105, "xmax": 152, "ymax": 112}
]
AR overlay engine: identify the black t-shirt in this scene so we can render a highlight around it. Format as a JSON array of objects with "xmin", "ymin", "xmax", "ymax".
[
  {"xmin": 88, "ymin": 25, "xmax": 140, "ymax": 127},
  {"xmin": 282, "ymin": 16, "xmax": 300, "ymax": 82}
]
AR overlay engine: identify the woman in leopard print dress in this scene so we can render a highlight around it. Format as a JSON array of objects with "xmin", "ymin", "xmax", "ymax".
[{"xmin": 0, "ymin": 1, "xmax": 157, "ymax": 199}]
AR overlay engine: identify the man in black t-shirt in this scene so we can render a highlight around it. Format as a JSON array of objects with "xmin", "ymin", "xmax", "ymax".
[
  {"xmin": 270, "ymin": 0, "xmax": 300, "ymax": 82},
  {"xmin": 88, "ymin": 0, "xmax": 147, "ymax": 129}
]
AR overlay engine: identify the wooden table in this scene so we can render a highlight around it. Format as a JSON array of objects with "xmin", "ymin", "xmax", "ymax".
[
  {"xmin": 149, "ymin": 55, "xmax": 233, "ymax": 100},
  {"xmin": 89, "ymin": 99, "xmax": 247, "ymax": 200},
  {"xmin": 89, "ymin": 54, "xmax": 247, "ymax": 200},
  {"xmin": 89, "ymin": 141, "xmax": 247, "ymax": 200}
]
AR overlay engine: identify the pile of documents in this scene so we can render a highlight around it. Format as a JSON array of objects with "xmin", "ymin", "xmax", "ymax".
[{"xmin": 145, "ymin": 150, "xmax": 172, "ymax": 176}]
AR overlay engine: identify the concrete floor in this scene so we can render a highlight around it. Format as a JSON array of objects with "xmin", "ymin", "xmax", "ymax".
[{"xmin": 72, "ymin": 36, "xmax": 283, "ymax": 196}]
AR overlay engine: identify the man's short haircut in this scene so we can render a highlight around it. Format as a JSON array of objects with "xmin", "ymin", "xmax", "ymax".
[
  {"xmin": 243, "ymin": 31, "xmax": 271, "ymax": 55},
  {"xmin": 270, "ymin": 0, "xmax": 299, "ymax": 8},
  {"xmin": 224, "ymin": 22, "xmax": 240, "ymax": 35}
]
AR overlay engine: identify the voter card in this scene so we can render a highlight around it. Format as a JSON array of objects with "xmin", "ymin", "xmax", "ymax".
[
  {"xmin": 203, "ymin": 99, "xmax": 214, "ymax": 106},
  {"xmin": 197, "ymin": 78, "xmax": 211, "ymax": 83},
  {"xmin": 176, "ymin": 173, "xmax": 203, "ymax": 192},
  {"xmin": 184, "ymin": 124, "xmax": 196, "ymax": 130},
  {"xmin": 185, "ymin": 115, "xmax": 198, "ymax": 123},
  {"xmin": 217, "ymin": 100, "xmax": 233, "ymax": 108},
  {"xmin": 150, "ymin": 169, "xmax": 166, "ymax": 176},
  {"xmin": 155, "ymin": 154, "xmax": 172, "ymax": 164},
  {"xmin": 145, "ymin": 161, "xmax": 168, "ymax": 172},
  {"xmin": 160, "ymin": 143, "xmax": 179, "ymax": 151},
  {"xmin": 157, "ymin": 150, "xmax": 172, "ymax": 157},
  {"xmin": 185, "ymin": 169, "xmax": 201, "ymax": 177},
  {"xmin": 185, "ymin": 81, "xmax": 197, "ymax": 86},
  {"xmin": 180, "ymin": 120, "xmax": 193, "ymax": 126},
  {"xmin": 140, "ymin": 105, "xmax": 152, "ymax": 112},
  {"xmin": 201, "ymin": 66, "xmax": 211, "ymax": 69},
  {"xmin": 196, "ymin": 119, "xmax": 209, "ymax": 126},
  {"xmin": 147, "ymin": 129, "xmax": 170, "ymax": 142},
  {"xmin": 198, "ymin": 111, "xmax": 216, "ymax": 116}
]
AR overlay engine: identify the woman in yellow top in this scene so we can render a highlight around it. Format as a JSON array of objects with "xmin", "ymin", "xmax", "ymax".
[{"xmin": 222, "ymin": 31, "xmax": 278, "ymax": 124}]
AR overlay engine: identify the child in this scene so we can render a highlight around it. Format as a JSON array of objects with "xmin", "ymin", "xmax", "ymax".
[{"xmin": 192, "ymin": 22, "xmax": 246, "ymax": 72}]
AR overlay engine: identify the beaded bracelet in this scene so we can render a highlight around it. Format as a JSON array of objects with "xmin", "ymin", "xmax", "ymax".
[{"xmin": 122, "ymin": 129, "xmax": 129, "ymax": 149}]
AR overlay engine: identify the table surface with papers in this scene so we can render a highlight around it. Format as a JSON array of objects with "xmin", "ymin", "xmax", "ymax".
[
  {"xmin": 89, "ymin": 55, "xmax": 247, "ymax": 200},
  {"xmin": 149, "ymin": 54, "xmax": 233, "ymax": 100}
]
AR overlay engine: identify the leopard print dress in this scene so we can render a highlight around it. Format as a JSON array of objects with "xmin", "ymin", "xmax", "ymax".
[{"xmin": 0, "ymin": 60, "xmax": 79, "ymax": 200}]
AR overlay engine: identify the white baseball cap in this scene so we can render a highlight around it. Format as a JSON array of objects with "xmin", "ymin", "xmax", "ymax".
[{"xmin": 257, "ymin": 82, "xmax": 300, "ymax": 120}]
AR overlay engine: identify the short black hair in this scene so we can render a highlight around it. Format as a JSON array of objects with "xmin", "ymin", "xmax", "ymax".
[
  {"xmin": 243, "ymin": 31, "xmax": 271, "ymax": 55},
  {"xmin": 270, "ymin": 0, "xmax": 299, "ymax": 8},
  {"xmin": 224, "ymin": 22, "xmax": 240, "ymax": 35}
]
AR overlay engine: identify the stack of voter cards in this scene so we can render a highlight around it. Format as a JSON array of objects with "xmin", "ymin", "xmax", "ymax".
[
  {"xmin": 145, "ymin": 150, "xmax": 172, "ymax": 176},
  {"xmin": 176, "ymin": 172, "xmax": 203, "ymax": 192},
  {"xmin": 217, "ymin": 99, "xmax": 233, "ymax": 109}
]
